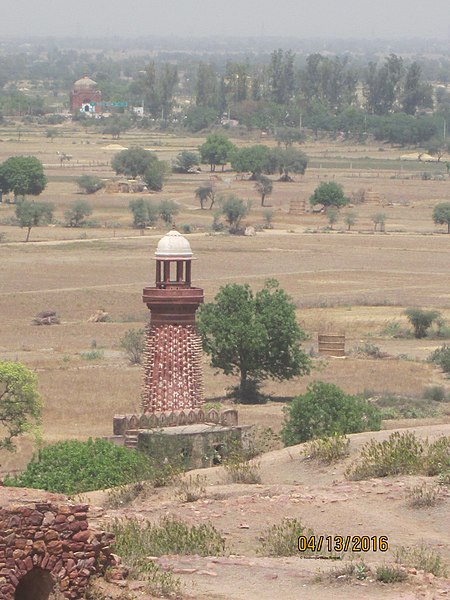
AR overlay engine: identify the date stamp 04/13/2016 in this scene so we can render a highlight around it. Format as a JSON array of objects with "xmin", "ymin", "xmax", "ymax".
[{"xmin": 298, "ymin": 535, "xmax": 389, "ymax": 554}]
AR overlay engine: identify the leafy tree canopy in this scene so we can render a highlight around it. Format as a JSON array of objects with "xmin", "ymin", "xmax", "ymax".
[
  {"xmin": 173, "ymin": 150, "xmax": 200, "ymax": 173},
  {"xmin": 309, "ymin": 181, "xmax": 349, "ymax": 208},
  {"xmin": 199, "ymin": 134, "xmax": 236, "ymax": 172},
  {"xmin": 0, "ymin": 156, "xmax": 47, "ymax": 199},
  {"xmin": 128, "ymin": 198, "xmax": 159, "ymax": 228},
  {"xmin": 15, "ymin": 200, "xmax": 54, "ymax": 242},
  {"xmin": 218, "ymin": 194, "xmax": 250, "ymax": 233},
  {"xmin": 64, "ymin": 200, "xmax": 92, "ymax": 227},
  {"xmin": 231, "ymin": 145, "xmax": 271, "ymax": 178},
  {"xmin": 433, "ymin": 202, "xmax": 450, "ymax": 233},
  {"xmin": 269, "ymin": 147, "xmax": 308, "ymax": 181},
  {"xmin": 111, "ymin": 146, "xmax": 157, "ymax": 179},
  {"xmin": 0, "ymin": 361, "xmax": 42, "ymax": 453},
  {"xmin": 197, "ymin": 280, "xmax": 311, "ymax": 403},
  {"xmin": 76, "ymin": 174, "xmax": 104, "ymax": 194}
]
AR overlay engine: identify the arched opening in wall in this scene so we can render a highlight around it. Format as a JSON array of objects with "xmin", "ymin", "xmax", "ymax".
[{"xmin": 15, "ymin": 568, "xmax": 58, "ymax": 600}]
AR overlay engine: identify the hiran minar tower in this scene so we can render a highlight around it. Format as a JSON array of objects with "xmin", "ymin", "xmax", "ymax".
[{"xmin": 142, "ymin": 230, "xmax": 204, "ymax": 413}]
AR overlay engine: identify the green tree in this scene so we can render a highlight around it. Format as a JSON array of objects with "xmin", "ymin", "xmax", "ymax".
[
  {"xmin": 195, "ymin": 63, "xmax": 218, "ymax": 108},
  {"xmin": 128, "ymin": 198, "xmax": 159, "ymax": 229},
  {"xmin": 275, "ymin": 127, "xmax": 306, "ymax": 148},
  {"xmin": 372, "ymin": 212, "xmax": 387, "ymax": 232},
  {"xmin": 309, "ymin": 181, "xmax": 349, "ymax": 208},
  {"xmin": 64, "ymin": 200, "xmax": 92, "ymax": 227},
  {"xmin": 197, "ymin": 280, "xmax": 311, "ymax": 403},
  {"xmin": 144, "ymin": 159, "xmax": 169, "ymax": 191},
  {"xmin": 0, "ymin": 156, "xmax": 47, "ymax": 200},
  {"xmin": 111, "ymin": 146, "xmax": 156, "ymax": 179},
  {"xmin": 120, "ymin": 329, "xmax": 145, "ymax": 365},
  {"xmin": 281, "ymin": 381, "xmax": 381, "ymax": 446},
  {"xmin": 219, "ymin": 194, "xmax": 250, "ymax": 233},
  {"xmin": 0, "ymin": 361, "xmax": 42, "ymax": 452},
  {"xmin": 326, "ymin": 206, "xmax": 339, "ymax": 229},
  {"xmin": 15, "ymin": 200, "xmax": 54, "ymax": 242},
  {"xmin": 184, "ymin": 105, "xmax": 218, "ymax": 132},
  {"xmin": 102, "ymin": 115, "xmax": 132, "ymax": 139},
  {"xmin": 433, "ymin": 202, "xmax": 450, "ymax": 233},
  {"xmin": 254, "ymin": 175, "xmax": 273, "ymax": 207},
  {"xmin": 76, "ymin": 174, "xmax": 104, "ymax": 194},
  {"xmin": 269, "ymin": 49, "xmax": 295, "ymax": 105},
  {"xmin": 269, "ymin": 148, "xmax": 308, "ymax": 182},
  {"xmin": 195, "ymin": 184, "xmax": 215, "ymax": 210},
  {"xmin": 400, "ymin": 62, "xmax": 433, "ymax": 116},
  {"xmin": 404, "ymin": 308, "xmax": 441, "ymax": 339},
  {"xmin": 158, "ymin": 199, "xmax": 179, "ymax": 225},
  {"xmin": 231, "ymin": 145, "xmax": 271, "ymax": 179},
  {"xmin": 173, "ymin": 151, "xmax": 200, "ymax": 173},
  {"xmin": 199, "ymin": 134, "xmax": 236, "ymax": 172},
  {"xmin": 343, "ymin": 210, "xmax": 357, "ymax": 231}
]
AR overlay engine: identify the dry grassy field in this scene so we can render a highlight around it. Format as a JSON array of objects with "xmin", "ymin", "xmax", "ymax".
[{"xmin": 1, "ymin": 123, "xmax": 450, "ymax": 474}]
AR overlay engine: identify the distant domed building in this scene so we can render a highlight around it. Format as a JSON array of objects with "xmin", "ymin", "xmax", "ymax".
[{"xmin": 70, "ymin": 75, "xmax": 102, "ymax": 114}]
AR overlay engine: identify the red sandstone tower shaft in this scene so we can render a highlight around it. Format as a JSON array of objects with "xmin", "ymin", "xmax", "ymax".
[{"xmin": 142, "ymin": 230, "xmax": 204, "ymax": 413}]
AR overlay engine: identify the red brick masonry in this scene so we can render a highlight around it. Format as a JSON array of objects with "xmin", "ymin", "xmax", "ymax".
[{"xmin": 0, "ymin": 490, "xmax": 116, "ymax": 599}]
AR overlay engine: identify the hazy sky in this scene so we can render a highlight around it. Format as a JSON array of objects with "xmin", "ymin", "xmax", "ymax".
[{"xmin": 2, "ymin": 0, "xmax": 450, "ymax": 39}]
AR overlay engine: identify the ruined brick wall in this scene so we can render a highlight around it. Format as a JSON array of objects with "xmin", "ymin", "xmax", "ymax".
[{"xmin": 0, "ymin": 499, "xmax": 115, "ymax": 599}]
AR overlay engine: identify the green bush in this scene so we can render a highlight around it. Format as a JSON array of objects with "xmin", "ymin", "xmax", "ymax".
[
  {"xmin": 429, "ymin": 344, "xmax": 450, "ymax": 374},
  {"xmin": 423, "ymin": 385, "xmax": 447, "ymax": 402},
  {"xmin": 109, "ymin": 516, "xmax": 225, "ymax": 557},
  {"xmin": 404, "ymin": 308, "xmax": 441, "ymax": 339},
  {"xmin": 4, "ymin": 438, "xmax": 153, "ymax": 494},
  {"xmin": 395, "ymin": 544, "xmax": 448, "ymax": 577},
  {"xmin": 119, "ymin": 328, "xmax": 145, "ymax": 364},
  {"xmin": 259, "ymin": 518, "xmax": 314, "ymax": 557},
  {"xmin": 375, "ymin": 565, "xmax": 408, "ymax": 583},
  {"xmin": 281, "ymin": 382, "xmax": 382, "ymax": 446},
  {"xmin": 304, "ymin": 434, "xmax": 350, "ymax": 464},
  {"xmin": 345, "ymin": 432, "xmax": 450, "ymax": 480}
]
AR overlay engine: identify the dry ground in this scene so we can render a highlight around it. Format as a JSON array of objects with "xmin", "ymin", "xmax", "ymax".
[{"xmin": 0, "ymin": 125, "xmax": 449, "ymax": 598}]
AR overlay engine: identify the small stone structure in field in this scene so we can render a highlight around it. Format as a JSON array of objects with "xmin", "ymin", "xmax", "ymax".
[{"xmin": 0, "ymin": 488, "xmax": 116, "ymax": 600}]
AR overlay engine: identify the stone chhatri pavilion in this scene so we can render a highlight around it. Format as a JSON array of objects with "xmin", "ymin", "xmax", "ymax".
[{"xmin": 113, "ymin": 230, "xmax": 243, "ymax": 467}]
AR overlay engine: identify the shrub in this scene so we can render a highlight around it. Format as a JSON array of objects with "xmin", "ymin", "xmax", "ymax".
[
  {"xmin": 64, "ymin": 200, "xmax": 93, "ymax": 228},
  {"xmin": 404, "ymin": 308, "xmax": 441, "ymax": 339},
  {"xmin": 76, "ymin": 175, "xmax": 105, "ymax": 194},
  {"xmin": 224, "ymin": 441, "xmax": 261, "ymax": 484},
  {"xmin": 345, "ymin": 432, "xmax": 450, "ymax": 480},
  {"xmin": 109, "ymin": 516, "xmax": 225, "ymax": 557},
  {"xmin": 304, "ymin": 434, "xmax": 350, "ymax": 464},
  {"xmin": 429, "ymin": 344, "xmax": 450, "ymax": 374},
  {"xmin": 4, "ymin": 438, "xmax": 154, "ymax": 494},
  {"xmin": 281, "ymin": 381, "xmax": 382, "ymax": 446},
  {"xmin": 395, "ymin": 544, "xmax": 448, "ymax": 577},
  {"xmin": 423, "ymin": 385, "xmax": 447, "ymax": 402},
  {"xmin": 176, "ymin": 474, "xmax": 207, "ymax": 503},
  {"xmin": 354, "ymin": 341, "xmax": 385, "ymax": 358},
  {"xmin": 375, "ymin": 565, "xmax": 408, "ymax": 583},
  {"xmin": 158, "ymin": 199, "xmax": 179, "ymax": 225},
  {"xmin": 80, "ymin": 349, "xmax": 104, "ymax": 360},
  {"xmin": 106, "ymin": 481, "xmax": 149, "ymax": 509},
  {"xmin": 406, "ymin": 482, "xmax": 443, "ymax": 508},
  {"xmin": 259, "ymin": 518, "xmax": 314, "ymax": 557},
  {"xmin": 119, "ymin": 328, "xmax": 145, "ymax": 364}
]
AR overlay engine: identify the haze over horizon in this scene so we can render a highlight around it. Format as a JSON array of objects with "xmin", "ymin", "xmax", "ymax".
[{"xmin": 1, "ymin": 0, "xmax": 450, "ymax": 41}]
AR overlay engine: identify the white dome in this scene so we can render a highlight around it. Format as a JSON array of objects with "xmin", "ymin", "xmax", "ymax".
[{"xmin": 155, "ymin": 230, "xmax": 193, "ymax": 259}]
